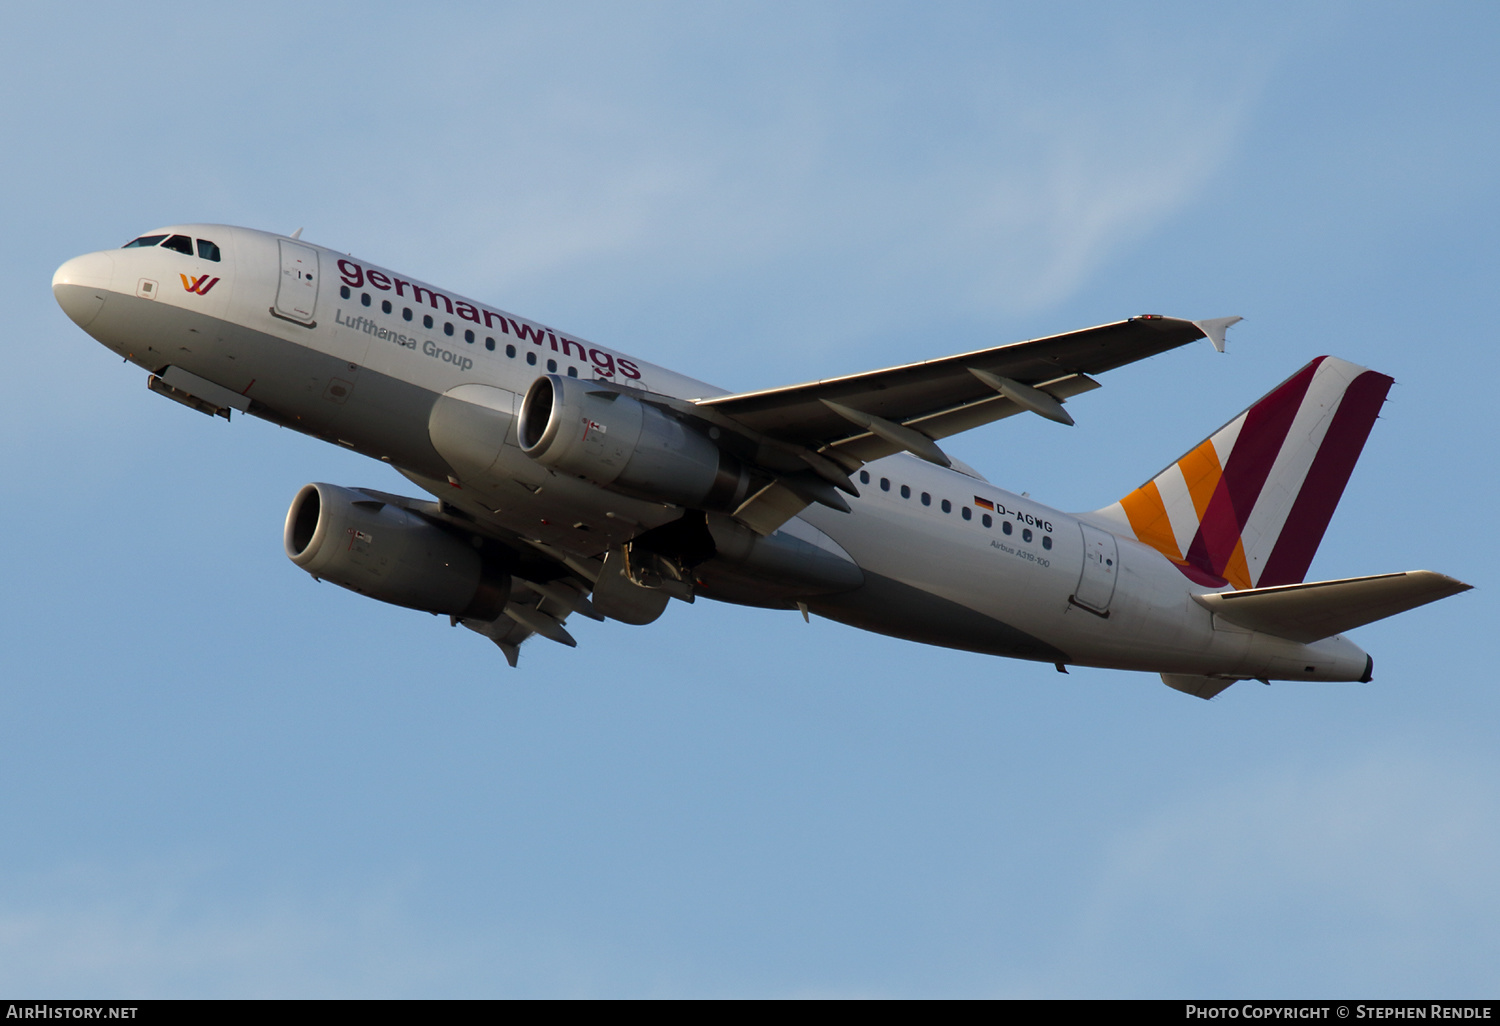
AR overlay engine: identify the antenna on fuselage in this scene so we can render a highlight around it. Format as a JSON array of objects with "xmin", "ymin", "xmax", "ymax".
[{"xmin": 289, "ymin": 227, "xmax": 304, "ymax": 240}]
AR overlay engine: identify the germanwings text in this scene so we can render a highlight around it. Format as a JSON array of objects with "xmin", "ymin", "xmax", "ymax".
[{"xmin": 337, "ymin": 258, "xmax": 640, "ymax": 380}]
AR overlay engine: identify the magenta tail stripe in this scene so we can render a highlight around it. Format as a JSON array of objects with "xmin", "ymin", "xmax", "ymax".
[
  {"xmin": 1185, "ymin": 358, "xmax": 1324, "ymax": 577},
  {"xmin": 1257, "ymin": 369, "xmax": 1393, "ymax": 587}
]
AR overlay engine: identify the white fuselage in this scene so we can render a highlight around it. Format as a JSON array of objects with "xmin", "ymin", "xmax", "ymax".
[{"xmin": 53, "ymin": 224, "xmax": 1372, "ymax": 682}]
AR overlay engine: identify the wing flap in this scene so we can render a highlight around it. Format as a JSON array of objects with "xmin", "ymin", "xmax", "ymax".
[
  {"xmin": 732, "ymin": 481, "xmax": 814, "ymax": 536},
  {"xmin": 696, "ymin": 316, "xmax": 1209, "ymax": 444},
  {"xmin": 1194, "ymin": 571, "xmax": 1472, "ymax": 643},
  {"xmin": 826, "ymin": 373, "xmax": 1101, "ymax": 463},
  {"xmin": 684, "ymin": 315, "xmax": 1219, "ymax": 535}
]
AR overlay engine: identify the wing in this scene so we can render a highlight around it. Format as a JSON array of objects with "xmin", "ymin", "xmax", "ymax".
[
  {"xmin": 690, "ymin": 315, "xmax": 1236, "ymax": 533},
  {"xmin": 379, "ymin": 315, "xmax": 1238, "ymax": 657}
]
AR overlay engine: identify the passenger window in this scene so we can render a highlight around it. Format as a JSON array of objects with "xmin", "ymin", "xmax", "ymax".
[
  {"xmin": 340, "ymin": 285, "xmax": 350, "ymax": 300},
  {"xmin": 1002, "ymin": 521, "xmax": 1013, "ymax": 535},
  {"xmin": 444, "ymin": 322, "xmax": 454, "ymax": 336},
  {"xmin": 982, "ymin": 514, "xmax": 992, "ymax": 528},
  {"xmin": 464, "ymin": 329, "xmax": 475, "ymax": 343},
  {"xmin": 506, "ymin": 344, "xmax": 516, "ymax": 358},
  {"xmin": 527, "ymin": 352, "xmax": 537, "ymax": 366},
  {"xmin": 361, "ymin": 292, "xmax": 371, "ymax": 307},
  {"xmin": 403, "ymin": 307, "xmax": 412, "ymax": 321},
  {"xmin": 486, "ymin": 338, "xmax": 496, "ymax": 351},
  {"xmin": 900, "ymin": 484, "xmax": 911, "ymax": 499},
  {"xmin": 1023, "ymin": 528, "xmax": 1033, "ymax": 543},
  {"xmin": 941, "ymin": 499, "xmax": 952, "ymax": 513},
  {"xmin": 880, "ymin": 478, "xmax": 890, "ymax": 492},
  {"xmin": 1042, "ymin": 535, "xmax": 1052, "ymax": 550},
  {"xmin": 161, "ymin": 234, "xmax": 193, "ymax": 255},
  {"xmin": 423, "ymin": 314, "xmax": 433, "ymax": 329},
  {"xmin": 921, "ymin": 492, "xmax": 931, "ymax": 506},
  {"xmin": 859, "ymin": 470, "xmax": 870, "ymax": 485},
  {"xmin": 122, "ymin": 235, "xmax": 167, "ymax": 248},
  {"xmin": 382, "ymin": 300, "xmax": 392, "ymax": 314},
  {"xmin": 196, "ymin": 239, "xmax": 221, "ymax": 261},
  {"xmin": 962, "ymin": 507, "xmax": 971, "ymax": 521},
  {"xmin": 567, "ymin": 366, "xmax": 578, "ymax": 377},
  {"xmin": 547, "ymin": 358, "xmax": 557, "ymax": 372}
]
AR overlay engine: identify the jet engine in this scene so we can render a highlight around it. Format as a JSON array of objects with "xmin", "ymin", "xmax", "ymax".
[
  {"xmin": 517, "ymin": 374, "xmax": 752, "ymax": 511},
  {"xmin": 284, "ymin": 482, "xmax": 509, "ymax": 618}
]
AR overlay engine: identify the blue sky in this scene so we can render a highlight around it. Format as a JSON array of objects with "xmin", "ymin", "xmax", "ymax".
[{"xmin": 1, "ymin": 1, "xmax": 1495, "ymax": 997}]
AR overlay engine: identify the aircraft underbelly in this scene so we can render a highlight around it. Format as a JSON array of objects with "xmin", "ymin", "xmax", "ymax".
[
  {"xmin": 798, "ymin": 490, "xmax": 1352, "ymax": 676},
  {"xmin": 797, "ymin": 499, "xmax": 1076, "ymax": 662},
  {"xmin": 79, "ymin": 290, "xmax": 450, "ymax": 475}
]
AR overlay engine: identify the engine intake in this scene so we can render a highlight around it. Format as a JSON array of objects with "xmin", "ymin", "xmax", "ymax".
[
  {"xmin": 284, "ymin": 483, "xmax": 509, "ymax": 619},
  {"xmin": 517, "ymin": 374, "xmax": 751, "ymax": 511}
]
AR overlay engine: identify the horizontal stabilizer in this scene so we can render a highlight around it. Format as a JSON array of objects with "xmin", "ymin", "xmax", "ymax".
[{"xmin": 1194, "ymin": 571, "xmax": 1472, "ymax": 643}]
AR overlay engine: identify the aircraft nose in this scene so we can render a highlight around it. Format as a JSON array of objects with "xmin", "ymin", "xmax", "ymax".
[{"xmin": 53, "ymin": 251, "xmax": 115, "ymax": 329}]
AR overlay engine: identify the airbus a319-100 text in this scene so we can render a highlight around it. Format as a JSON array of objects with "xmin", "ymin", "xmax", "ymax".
[{"xmin": 52, "ymin": 225, "xmax": 1470, "ymax": 698}]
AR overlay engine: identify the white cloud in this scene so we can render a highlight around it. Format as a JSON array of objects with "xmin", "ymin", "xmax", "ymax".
[
  {"xmin": 467, "ymin": 78, "xmax": 1254, "ymax": 317},
  {"xmin": 311, "ymin": 6, "xmax": 1270, "ymax": 361}
]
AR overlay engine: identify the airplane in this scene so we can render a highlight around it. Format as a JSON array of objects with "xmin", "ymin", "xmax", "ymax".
[{"xmin": 51, "ymin": 224, "xmax": 1471, "ymax": 699}]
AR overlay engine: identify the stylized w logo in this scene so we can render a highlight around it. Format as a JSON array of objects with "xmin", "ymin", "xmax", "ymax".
[{"xmin": 180, "ymin": 273, "xmax": 221, "ymax": 295}]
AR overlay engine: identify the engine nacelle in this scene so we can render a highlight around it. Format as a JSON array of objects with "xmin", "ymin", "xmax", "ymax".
[
  {"xmin": 517, "ymin": 374, "xmax": 751, "ymax": 510},
  {"xmin": 284, "ymin": 483, "xmax": 509, "ymax": 618}
]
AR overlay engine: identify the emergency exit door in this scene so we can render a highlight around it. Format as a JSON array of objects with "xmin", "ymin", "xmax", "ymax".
[
  {"xmin": 274, "ymin": 239, "xmax": 319, "ymax": 326},
  {"xmin": 1074, "ymin": 522, "xmax": 1119, "ymax": 614}
]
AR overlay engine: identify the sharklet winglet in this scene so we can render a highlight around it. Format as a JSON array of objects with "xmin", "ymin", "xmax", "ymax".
[{"xmin": 1193, "ymin": 316, "xmax": 1243, "ymax": 353}]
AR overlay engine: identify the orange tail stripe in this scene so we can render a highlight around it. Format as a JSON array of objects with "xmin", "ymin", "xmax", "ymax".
[
  {"xmin": 1222, "ymin": 537, "xmax": 1252, "ymax": 591},
  {"xmin": 1178, "ymin": 438, "xmax": 1224, "ymax": 521},
  {"xmin": 1119, "ymin": 481, "xmax": 1183, "ymax": 562}
]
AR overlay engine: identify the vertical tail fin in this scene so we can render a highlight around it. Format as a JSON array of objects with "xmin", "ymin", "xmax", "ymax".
[{"xmin": 1094, "ymin": 357, "xmax": 1393, "ymax": 590}]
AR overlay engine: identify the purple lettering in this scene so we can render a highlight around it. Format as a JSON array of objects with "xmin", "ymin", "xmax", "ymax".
[
  {"xmin": 588, "ymin": 349, "xmax": 616, "ymax": 376},
  {"xmin": 411, "ymin": 284, "xmax": 454, "ymax": 314},
  {"xmin": 509, "ymin": 318, "xmax": 547, "ymax": 345},
  {"xmin": 338, "ymin": 256, "xmax": 642, "ymax": 382}
]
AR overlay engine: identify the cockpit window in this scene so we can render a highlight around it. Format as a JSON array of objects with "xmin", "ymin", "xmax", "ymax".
[
  {"xmin": 161, "ymin": 234, "xmax": 194, "ymax": 255},
  {"xmin": 197, "ymin": 239, "xmax": 221, "ymax": 262},
  {"xmin": 122, "ymin": 235, "xmax": 167, "ymax": 249}
]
